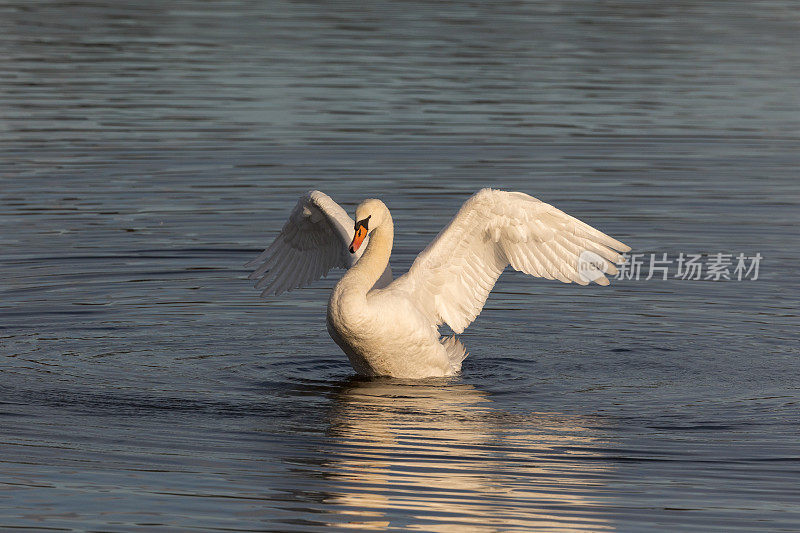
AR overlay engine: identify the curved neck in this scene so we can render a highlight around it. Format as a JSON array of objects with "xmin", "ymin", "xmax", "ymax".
[{"xmin": 342, "ymin": 214, "xmax": 393, "ymax": 295}]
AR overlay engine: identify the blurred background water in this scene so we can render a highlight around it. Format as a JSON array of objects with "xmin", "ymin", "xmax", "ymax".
[{"xmin": 1, "ymin": 1, "xmax": 799, "ymax": 531}]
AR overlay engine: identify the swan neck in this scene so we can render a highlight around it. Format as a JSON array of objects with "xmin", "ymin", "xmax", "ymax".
[{"xmin": 348, "ymin": 216, "xmax": 393, "ymax": 291}]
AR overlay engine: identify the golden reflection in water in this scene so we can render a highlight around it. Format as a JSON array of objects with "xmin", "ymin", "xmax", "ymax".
[{"xmin": 322, "ymin": 378, "xmax": 612, "ymax": 532}]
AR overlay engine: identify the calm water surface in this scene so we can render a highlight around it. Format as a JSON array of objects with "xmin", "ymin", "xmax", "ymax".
[{"xmin": 1, "ymin": 1, "xmax": 799, "ymax": 531}]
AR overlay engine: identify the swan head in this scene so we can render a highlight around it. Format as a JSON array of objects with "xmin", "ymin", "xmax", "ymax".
[{"xmin": 349, "ymin": 198, "xmax": 387, "ymax": 254}]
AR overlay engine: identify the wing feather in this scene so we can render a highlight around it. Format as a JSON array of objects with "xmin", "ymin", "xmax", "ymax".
[
  {"xmin": 247, "ymin": 190, "xmax": 359, "ymax": 297},
  {"xmin": 388, "ymin": 189, "xmax": 630, "ymax": 333}
]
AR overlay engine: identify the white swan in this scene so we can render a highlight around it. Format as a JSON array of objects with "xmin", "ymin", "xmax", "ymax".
[{"xmin": 246, "ymin": 189, "xmax": 630, "ymax": 378}]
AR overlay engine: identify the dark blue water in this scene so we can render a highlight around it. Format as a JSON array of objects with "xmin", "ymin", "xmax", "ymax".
[{"xmin": 1, "ymin": 2, "xmax": 799, "ymax": 531}]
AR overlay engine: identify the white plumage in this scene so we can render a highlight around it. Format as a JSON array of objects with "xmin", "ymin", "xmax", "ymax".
[
  {"xmin": 245, "ymin": 191, "xmax": 392, "ymax": 296},
  {"xmin": 247, "ymin": 189, "xmax": 630, "ymax": 378}
]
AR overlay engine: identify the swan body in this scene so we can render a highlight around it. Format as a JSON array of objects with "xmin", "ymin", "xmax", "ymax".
[{"xmin": 247, "ymin": 189, "xmax": 630, "ymax": 378}]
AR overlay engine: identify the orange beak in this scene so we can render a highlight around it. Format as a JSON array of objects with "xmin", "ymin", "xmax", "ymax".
[{"xmin": 349, "ymin": 225, "xmax": 367, "ymax": 254}]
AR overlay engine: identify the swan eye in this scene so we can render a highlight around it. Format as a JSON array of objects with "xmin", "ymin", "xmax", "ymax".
[{"xmin": 354, "ymin": 215, "xmax": 371, "ymax": 231}]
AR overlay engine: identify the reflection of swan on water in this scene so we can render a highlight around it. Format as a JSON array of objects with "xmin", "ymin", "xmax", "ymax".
[
  {"xmin": 319, "ymin": 378, "xmax": 614, "ymax": 531},
  {"xmin": 247, "ymin": 189, "xmax": 629, "ymax": 378}
]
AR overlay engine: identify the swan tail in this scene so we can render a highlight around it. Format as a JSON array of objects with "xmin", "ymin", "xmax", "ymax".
[{"xmin": 440, "ymin": 335, "xmax": 468, "ymax": 375}]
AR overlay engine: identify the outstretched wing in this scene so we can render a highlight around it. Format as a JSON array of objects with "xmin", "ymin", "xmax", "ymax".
[
  {"xmin": 245, "ymin": 190, "xmax": 360, "ymax": 297},
  {"xmin": 388, "ymin": 188, "xmax": 631, "ymax": 334}
]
